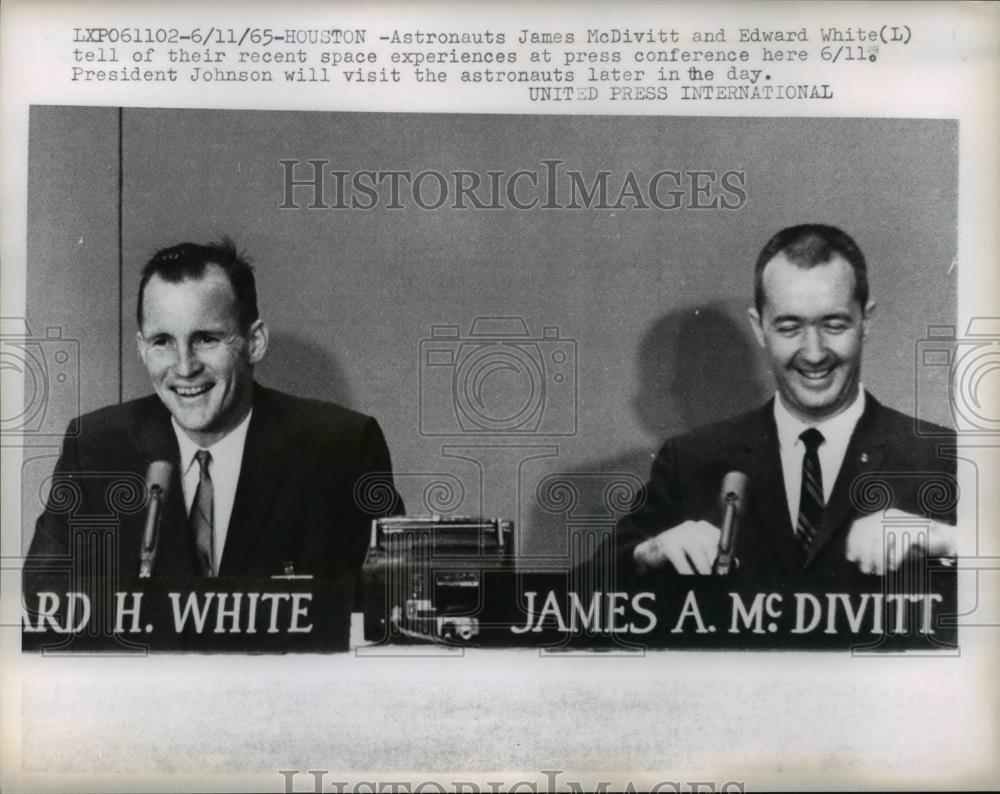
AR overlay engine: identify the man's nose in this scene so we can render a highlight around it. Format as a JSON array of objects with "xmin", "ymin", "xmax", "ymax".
[
  {"xmin": 800, "ymin": 327, "xmax": 827, "ymax": 362},
  {"xmin": 173, "ymin": 346, "xmax": 203, "ymax": 377}
]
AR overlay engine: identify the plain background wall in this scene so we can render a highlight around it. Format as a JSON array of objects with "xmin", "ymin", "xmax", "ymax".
[{"xmin": 24, "ymin": 107, "xmax": 957, "ymax": 559}]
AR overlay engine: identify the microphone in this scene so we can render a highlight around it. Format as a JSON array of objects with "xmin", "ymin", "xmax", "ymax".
[
  {"xmin": 138, "ymin": 461, "xmax": 173, "ymax": 578},
  {"xmin": 713, "ymin": 471, "xmax": 749, "ymax": 576}
]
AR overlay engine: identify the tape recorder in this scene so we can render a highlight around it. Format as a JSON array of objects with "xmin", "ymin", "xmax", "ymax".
[{"xmin": 361, "ymin": 515, "xmax": 514, "ymax": 644}]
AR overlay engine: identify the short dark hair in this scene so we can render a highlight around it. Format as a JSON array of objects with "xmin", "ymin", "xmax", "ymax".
[
  {"xmin": 136, "ymin": 237, "xmax": 259, "ymax": 329},
  {"xmin": 753, "ymin": 224, "xmax": 869, "ymax": 313}
]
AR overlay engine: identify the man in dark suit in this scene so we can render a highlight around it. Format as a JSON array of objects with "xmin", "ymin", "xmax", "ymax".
[
  {"xmin": 617, "ymin": 224, "xmax": 957, "ymax": 581},
  {"xmin": 25, "ymin": 238, "xmax": 402, "ymax": 592}
]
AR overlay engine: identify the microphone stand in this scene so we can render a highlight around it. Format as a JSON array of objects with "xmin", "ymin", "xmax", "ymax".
[
  {"xmin": 713, "ymin": 491, "xmax": 740, "ymax": 576},
  {"xmin": 138, "ymin": 483, "xmax": 164, "ymax": 578}
]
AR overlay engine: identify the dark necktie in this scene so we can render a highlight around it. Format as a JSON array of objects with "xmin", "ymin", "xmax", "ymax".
[
  {"xmin": 190, "ymin": 449, "xmax": 215, "ymax": 576},
  {"xmin": 795, "ymin": 428, "xmax": 825, "ymax": 553}
]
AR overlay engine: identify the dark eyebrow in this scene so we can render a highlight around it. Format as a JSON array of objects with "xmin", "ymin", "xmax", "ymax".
[
  {"xmin": 770, "ymin": 312, "xmax": 854, "ymax": 324},
  {"xmin": 189, "ymin": 326, "xmax": 231, "ymax": 337}
]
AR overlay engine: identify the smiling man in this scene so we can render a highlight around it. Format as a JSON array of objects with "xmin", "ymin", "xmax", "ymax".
[
  {"xmin": 616, "ymin": 224, "xmax": 957, "ymax": 580},
  {"xmin": 26, "ymin": 238, "xmax": 402, "ymax": 584}
]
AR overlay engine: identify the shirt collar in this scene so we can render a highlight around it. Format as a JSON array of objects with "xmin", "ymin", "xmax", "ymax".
[
  {"xmin": 773, "ymin": 385, "xmax": 866, "ymax": 451},
  {"xmin": 173, "ymin": 410, "xmax": 253, "ymax": 472}
]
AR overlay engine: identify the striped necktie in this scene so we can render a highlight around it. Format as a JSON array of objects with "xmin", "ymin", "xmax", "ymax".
[
  {"xmin": 190, "ymin": 449, "xmax": 215, "ymax": 576},
  {"xmin": 795, "ymin": 428, "xmax": 825, "ymax": 554}
]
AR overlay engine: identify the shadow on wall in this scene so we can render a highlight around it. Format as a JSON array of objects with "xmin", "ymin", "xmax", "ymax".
[
  {"xmin": 633, "ymin": 300, "xmax": 771, "ymax": 439},
  {"xmin": 526, "ymin": 301, "xmax": 771, "ymax": 562},
  {"xmin": 256, "ymin": 330, "xmax": 356, "ymax": 410}
]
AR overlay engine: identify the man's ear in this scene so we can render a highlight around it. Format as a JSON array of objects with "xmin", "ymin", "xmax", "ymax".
[
  {"xmin": 246, "ymin": 319, "xmax": 269, "ymax": 365},
  {"xmin": 861, "ymin": 300, "xmax": 876, "ymax": 340},
  {"xmin": 748, "ymin": 307, "xmax": 766, "ymax": 348},
  {"xmin": 135, "ymin": 331, "xmax": 148, "ymax": 364}
]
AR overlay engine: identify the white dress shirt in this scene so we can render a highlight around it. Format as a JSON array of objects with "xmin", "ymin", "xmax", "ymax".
[
  {"xmin": 774, "ymin": 386, "xmax": 866, "ymax": 533},
  {"xmin": 172, "ymin": 411, "xmax": 252, "ymax": 573}
]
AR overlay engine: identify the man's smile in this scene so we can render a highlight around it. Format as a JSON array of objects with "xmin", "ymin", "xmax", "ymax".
[
  {"xmin": 794, "ymin": 364, "xmax": 836, "ymax": 383},
  {"xmin": 172, "ymin": 383, "xmax": 213, "ymax": 398}
]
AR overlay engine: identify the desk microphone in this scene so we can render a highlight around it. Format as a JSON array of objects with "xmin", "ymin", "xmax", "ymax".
[
  {"xmin": 138, "ymin": 461, "xmax": 173, "ymax": 578},
  {"xmin": 713, "ymin": 471, "xmax": 749, "ymax": 576}
]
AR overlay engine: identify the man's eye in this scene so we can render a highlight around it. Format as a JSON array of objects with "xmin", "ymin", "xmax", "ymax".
[
  {"xmin": 192, "ymin": 334, "xmax": 220, "ymax": 348},
  {"xmin": 824, "ymin": 322, "xmax": 849, "ymax": 333},
  {"xmin": 776, "ymin": 325, "xmax": 799, "ymax": 336},
  {"xmin": 149, "ymin": 336, "xmax": 170, "ymax": 347}
]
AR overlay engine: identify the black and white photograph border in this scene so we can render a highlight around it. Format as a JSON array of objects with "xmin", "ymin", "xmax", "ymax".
[{"xmin": 1, "ymin": 2, "xmax": 999, "ymax": 792}]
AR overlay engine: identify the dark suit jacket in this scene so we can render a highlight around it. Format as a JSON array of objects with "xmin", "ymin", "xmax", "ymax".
[
  {"xmin": 24, "ymin": 384, "xmax": 403, "ymax": 592},
  {"xmin": 614, "ymin": 393, "xmax": 957, "ymax": 582}
]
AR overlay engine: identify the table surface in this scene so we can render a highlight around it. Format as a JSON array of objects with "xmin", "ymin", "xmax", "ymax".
[{"xmin": 6, "ymin": 616, "xmax": 997, "ymax": 792}]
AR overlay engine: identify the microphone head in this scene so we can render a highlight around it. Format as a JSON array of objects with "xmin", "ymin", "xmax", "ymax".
[
  {"xmin": 145, "ymin": 460, "xmax": 174, "ymax": 493},
  {"xmin": 720, "ymin": 471, "xmax": 749, "ymax": 515}
]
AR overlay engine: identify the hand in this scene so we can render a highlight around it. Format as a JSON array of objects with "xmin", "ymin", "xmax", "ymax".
[
  {"xmin": 845, "ymin": 512, "xmax": 957, "ymax": 575},
  {"xmin": 633, "ymin": 520, "xmax": 721, "ymax": 575}
]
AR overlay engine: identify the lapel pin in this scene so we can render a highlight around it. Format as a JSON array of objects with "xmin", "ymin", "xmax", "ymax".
[{"xmin": 860, "ymin": 453, "xmax": 869, "ymax": 463}]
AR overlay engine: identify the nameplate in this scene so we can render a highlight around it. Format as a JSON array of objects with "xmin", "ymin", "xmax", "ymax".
[
  {"xmin": 21, "ymin": 577, "xmax": 353, "ymax": 653},
  {"xmin": 364, "ymin": 569, "xmax": 958, "ymax": 651}
]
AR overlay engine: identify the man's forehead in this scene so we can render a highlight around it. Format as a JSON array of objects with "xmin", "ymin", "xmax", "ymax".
[
  {"xmin": 141, "ymin": 264, "xmax": 240, "ymax": 326},
  {"xmin": 760, "ymin": 252, "xmax": 857, "ymax": 303},
  {"xmin": 146, "ymin": 261, "xmax": 230, "ymax": 291},
  {"xmin": 144, "ymin": 264, "xmax": 238, "ymax": 305}
]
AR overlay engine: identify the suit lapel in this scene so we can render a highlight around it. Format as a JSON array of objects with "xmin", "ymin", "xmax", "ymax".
[
  {"xmin": 740, "ymin": 401, "xmax": 805, "ymax": 573},
  {"xmin": 219, "ymin": 386, "xmax": 289, "ymax": 576},
  {"xmin": 133, "ymin": 400, "xmax": 193, "ymax": 576},
  {"xmin": 804, "ymin": 394, "xmax": 887, "ymax": 567}
]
